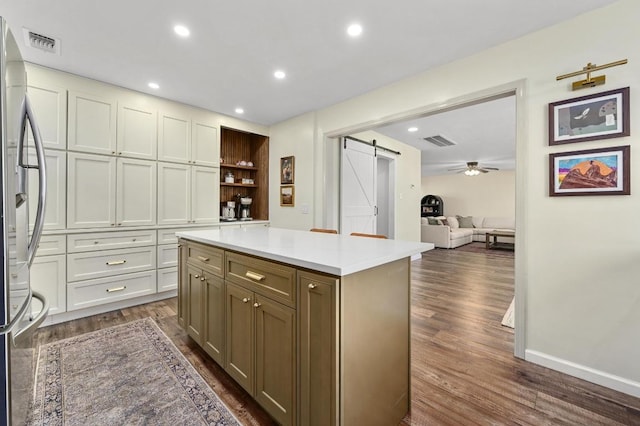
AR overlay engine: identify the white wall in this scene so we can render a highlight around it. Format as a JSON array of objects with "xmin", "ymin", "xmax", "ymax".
[
  {"xmin": 421, "ymin": 171, "xmax": 515, "ymax": 217},
  {"xmin": 269, "ymin": 0, "xmax": 640, "ymax": 396}
]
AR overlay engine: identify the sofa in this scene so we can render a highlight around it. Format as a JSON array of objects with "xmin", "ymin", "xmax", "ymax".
[{"xmin": 420, "ymin": 215, "xmax": 515, "ymax": 249}]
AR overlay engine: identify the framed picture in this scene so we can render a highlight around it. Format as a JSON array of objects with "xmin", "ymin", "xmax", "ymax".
[
  {"xmin": 280, "ymin": 156, "xmax": 295, "ymax": 184},
  {"xmin": 280, "ymin": 185, "xmax": 295, "ymax": 206},
  {"xmin": 549, "ymin": 145, "xmax": 630, "ymax": 196},
  {"xmin": 549, "ymin": 87, "xmax": 630, "ymax": 145}
]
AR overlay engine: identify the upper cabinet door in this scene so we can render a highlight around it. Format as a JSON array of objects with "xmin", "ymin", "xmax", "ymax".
[
  {"xmin": 117, "ymin": 103, "xmax": 157, "ymax": 160},
  {"xmin": 27, "ymin": 84, "xmax": 67, "ymax": 150},
  {"xmin": 192, "ymin": 121, "xmax": 219, "ymax": 167},
  {"xmin": 68, "ymin": 91, "xmax": 117, "ymax": 155},
  {"xmin": 157, "ymin": 162, "xmax": 191, "ymax": 225},
  {"xmin": 28, "ymin": 148, "xmax": 66, "ymax": 230},
  {"xmin": 116, "ymin": 158, "xmax": 157, "ymax": 227},
  {"xmin": 67, "ymin": 152, "xmax": 117, "ymax": 228},
  {"xmin": 191, "ymin": 166, "xmax": 219, "ymax": 224},
  {"xmin": 158, "ymin": 111, "xmax": 191, "ymax": 164}
]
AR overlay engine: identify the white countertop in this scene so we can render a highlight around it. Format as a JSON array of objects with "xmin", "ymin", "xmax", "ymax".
[{"xmin": 176, "ymin": 227, "xmax": 433, "ymax": 276}]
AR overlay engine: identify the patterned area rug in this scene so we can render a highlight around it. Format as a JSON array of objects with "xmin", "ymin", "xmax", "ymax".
[{"xmin": 29, "ymin": 318, "xmax": 240, "ymax": 425}]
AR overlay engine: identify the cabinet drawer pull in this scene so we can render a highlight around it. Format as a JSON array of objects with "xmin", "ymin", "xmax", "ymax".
[
  {"xmin": 245, "ymin": 271, "xmax": 265, "ymax": 281},
  {"xmin": 308, "ymin": 283, "xmax": 317, "ymax": 289},
  {"xmin": 200, "ymin": 276, "xmax": 205, "ymax": 281},
  {"xmin": 197, "ymin": 255, "xmax": 210, "ymax": 262},
  {"xmin": 242, "ymin": 297, "xmax": 250, "ymax": 303},
  {"xmin": 106, "ymin": 260, "xmax": 127, "ymax": 266},
  {"xmin": 106, "ymin": 286, "xmax": 126, "ymax": 293},
  {"xmin": 253, "ymin": 302, "xmax": 261, "ymax": 308}
]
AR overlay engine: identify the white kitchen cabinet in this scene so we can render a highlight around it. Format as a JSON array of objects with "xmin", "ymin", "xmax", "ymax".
[
  {"xmin": 157, "ymin": 267, "xmax": 178, "ymax": 292},
  {"xmin": 68, "ymin": 91, "xmax": 117, "ymax": 155},
  {"xmin": 68, "ymin": 153, "xmax": 156, "ymax": 228},
  {"xmin": 28, "ymin": 148, "xmax": 66, "ymax": 230},
  {"xmin": 67, "ymin": 152, "xmax": 116, "ymax": 228},
  {"xmin": 157, "ymin": 162, "xmax": 219, "ymax": 225},
  {"xmin": 158, "ymin": 110, "xmax": 191, "ymax": 164},
  {"xmin": 191, "ymin": 166, "xmax": 219, "ymax": 224},
  {"xmin": 31, "ymin": 253, "xmax": 66, "ymax": 315},
  {"xmin": 117, "ymin": 103, "xmax": 157, "ymax": 160},
  {"xmin": 192, "ymin": 121, "xmax": 219, "ymax": 167},
  {"xmin": 27, "ymin": 83, "xmax": 67, "ymax": 150},
  {"xmin": 67, "ymin": 270, "xmax": 156, "ymax": 311},
  {"xmin": 158, "ymin": 110, "xmax": 219, "ymax": 166},
  {"xmin": 116, "ymin": 158, "xmax": 157, "ymax": 227}
]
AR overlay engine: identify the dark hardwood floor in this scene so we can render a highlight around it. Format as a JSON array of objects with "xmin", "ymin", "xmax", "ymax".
[{"xmin": 33, "ymin": 244, "xmax": 640, "ymax": 425}]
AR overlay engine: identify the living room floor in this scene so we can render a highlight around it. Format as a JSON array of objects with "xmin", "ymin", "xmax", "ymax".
[{"xmin": 33, "ymin": 245, "xmax": 640, "ymax": 425}]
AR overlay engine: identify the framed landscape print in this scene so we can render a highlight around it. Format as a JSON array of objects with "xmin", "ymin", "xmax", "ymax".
[
  {"xmin": 549, "ymin": 145, "xmax": 630, "ymax": 196},
  {"xmin": 280, "ymin": 185, "xmax": 295, "ymax": 206},
  {"xmin": 549, "ymin": 87, "xmax": 630, "ymax": 145},
  {"xmin": 280, "ymin": 156, "xmax": 295, "ymax": 184}
]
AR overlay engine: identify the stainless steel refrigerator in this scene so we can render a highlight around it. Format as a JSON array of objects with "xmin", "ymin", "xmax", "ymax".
[{"xmin": 0, "ymin": 17, "xmax": 49, "ymax": 425}]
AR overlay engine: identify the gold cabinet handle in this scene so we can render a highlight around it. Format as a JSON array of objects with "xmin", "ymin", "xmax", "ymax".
[
  {"xmin": 197, "ymin": 255, "xmax": 209, "ymax": 262},
  {"xmin": 106, "ymin": 260, "xmax": 126, "ymax": 266},
  {"xmin": 194, "ymin": 274, "xmax": 199, "ymax": 278},
  {"xmin": 106, "ymin": 286, "xmax": 126, "ymax": 293},
  {"xmin": 253, "ymin": 302, "xmax": 261, "ymax": 308},
  {"xmin": 200, "ymin": 277, "xmax": 205, "ymax": 281},
  {"xmin": 242, "ymin": 297, "xmax": 250, "ymax": 303},
  {"xmin": 308, "ymin": 283, "xmax": 317, "ymax": 289},
  {"xmin": 245, "ymin": 271, "xmax": 265, "ymax": 281}
]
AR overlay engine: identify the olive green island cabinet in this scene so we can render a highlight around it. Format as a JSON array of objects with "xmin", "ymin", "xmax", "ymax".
[{"xmin": 177, "ymin": 227, "xmax": 432, "ymax": 425}]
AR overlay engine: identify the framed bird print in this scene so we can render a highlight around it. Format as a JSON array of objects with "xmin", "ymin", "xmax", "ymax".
[{"xmin": 548, "ymin": 87, "xmax": 629, "ymax": 145}]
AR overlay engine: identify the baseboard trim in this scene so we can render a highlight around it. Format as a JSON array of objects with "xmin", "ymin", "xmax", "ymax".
[
  {"xmin": 40, "ymin": 290, "xmax": 177, "ymax": 327},
  {"xmin": 525, "ymin": 350, "xmax": 640, "ymax": 398}
]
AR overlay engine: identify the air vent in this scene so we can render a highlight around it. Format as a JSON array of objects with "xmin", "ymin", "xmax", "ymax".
[
  {"xmin": 23, "ymin": 28, "xmax": 60, "ymax": 55},
  {"xmin": 422, "ymin": 134, "xmax": 456, "ymax": 147}
]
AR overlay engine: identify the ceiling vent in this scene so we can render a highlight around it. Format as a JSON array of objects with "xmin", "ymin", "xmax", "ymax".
[
  {"xmin": 23, "ymin": 28, "xmax": 60, "ymax": 55},
  {"xmin": 422, "ymin": 134, "xmax": 456, "ymax": 147}
]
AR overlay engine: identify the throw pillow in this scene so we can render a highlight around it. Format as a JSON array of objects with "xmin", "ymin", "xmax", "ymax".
[
  {"xmin": 427, "ymin": 217, "xmax": 440, "ymax": 225},
  {"xmin": 440, "ymin": 218, "xmax": 449, "ymax": 226},
  {"xmin": 457, "ymin": 215, "xmax": 474, "ymax": 228},
  {"xmin": 446, "ymin": 216, "xmax": 459, "ymax": 229}
]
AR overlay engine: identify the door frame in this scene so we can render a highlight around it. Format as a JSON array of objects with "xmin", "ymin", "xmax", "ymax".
[{"xmin": 321, "ymin": 79, "xmax": 527, "ymax": 358}]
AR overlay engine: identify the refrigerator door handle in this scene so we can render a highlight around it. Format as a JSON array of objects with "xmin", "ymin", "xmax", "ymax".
[
  {"xmin": 17, "ymin": 94, "xmax": 47, "ymax": 267},
  {"xmin": 12, "ymin": 291, "xmax": 49, "ymax": 346}
]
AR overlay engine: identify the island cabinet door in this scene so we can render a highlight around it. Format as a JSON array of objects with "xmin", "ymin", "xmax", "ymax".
[
  {"xmin": 299, "ymin": 271, "xmax": 338, "ymax": 426},
  {"xmin": 255, "ymin": 295, "xmax": 296, "ymax": 426},
  {"xmin": 186, "ymin": 264, "xmax": 205, "ymax": 344},
  {"xmin": 203, "ymin": 272, "xmax": 225, "ymax": 366},
  {"xmin": 225, "ymin": 282, "xmax": 255, "ymax": 394}
]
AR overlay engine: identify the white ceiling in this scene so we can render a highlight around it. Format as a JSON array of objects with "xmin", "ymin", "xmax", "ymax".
[
  {"xmin": 0, "ymin": 0, "xmax": 619, "ymax": 127},
  {"xmin": 374, "ymin": 95, "xmax": 516, "ymax": 176}
]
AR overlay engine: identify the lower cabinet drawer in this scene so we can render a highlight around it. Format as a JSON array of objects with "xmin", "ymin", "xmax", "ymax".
[
  {"xmin": 158, "ymin": 244, "xmax": 178, "ymax": 268},
  {"xmin": 35, "ymin": 235, "xmax": 66, "ymax": 256},
  {"xmin": 157, "ymin": 267, "xmax": 177, "ymax": 292},
  {"xmin": 225, "ymin": 252, "xmax": 296, "ymax": 308},
  {"xmin": 67, "ymin": 246, "xmax": 156, "ymax": 282},
  {"xmin": 67, "ymin": 230, "xmax": 157, "ymax": 253},
  {"xmin": 67, "ymin": 271, "xmax": 156, "ymax": 311}
]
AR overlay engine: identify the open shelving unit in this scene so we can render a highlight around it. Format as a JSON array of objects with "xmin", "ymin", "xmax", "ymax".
[{"xmin": 220, "ymin": 127, "xmax": 269, "ymax": 220}]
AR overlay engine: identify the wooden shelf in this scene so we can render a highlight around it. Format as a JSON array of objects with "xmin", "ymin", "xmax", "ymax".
[
  {"xmin": 221, "ymin": 182, "xmax": 258, "ymax": 188},
  {"xmin": 220, "ymin": 164, "xmax": 258, "ymax": 171}
]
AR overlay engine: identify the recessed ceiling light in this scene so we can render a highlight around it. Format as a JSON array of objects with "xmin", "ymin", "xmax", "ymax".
[
  {"xmin": 148, "ymin": 82, "xmax": 159, "ymax": 89},
  {"xmin": 235, "ymin": 107, "xmax": 244, "ymax": 114},
  {"xmin": 408, "ymin": 127, "xmax": 418, "ymax": 132},
  {"xmin": 174, "ymin": 25, "xmax": 190, "ymax": 37},
  {"xmin": 274, "ymin": 70, "xmax": 286, "ymax": 79},
  {"xmin": 347, "ymin": 23, "xmax": 363, "ymax": 37}
]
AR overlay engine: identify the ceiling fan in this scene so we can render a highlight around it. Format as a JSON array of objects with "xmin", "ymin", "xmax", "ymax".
[{"xmin": 448, "ymin": 161, "xmax": 499, "ymax": 176}]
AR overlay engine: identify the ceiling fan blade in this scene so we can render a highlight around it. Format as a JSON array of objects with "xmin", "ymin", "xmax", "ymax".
[
  {"xmin": 482, "ymin": 167, "xmax": 500, "ymax": 171},
  {"xmin": 447, "ymin": 167, "xmax": 467, "ymax": 171},
  {"xmin": 478, "ymin": 169, "xmax": 490, "ymax": 173}
]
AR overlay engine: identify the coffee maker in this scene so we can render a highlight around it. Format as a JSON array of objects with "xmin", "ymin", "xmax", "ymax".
[
  {"xmin": 221, "ymin": 201, "xmax": 236, "ymax": 221},
  {"xmin": 236, "ymin": 194, "xmax": 252, "ymax": 221}
]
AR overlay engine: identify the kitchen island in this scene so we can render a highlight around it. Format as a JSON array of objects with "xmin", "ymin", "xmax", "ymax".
[{"xmin": 176, "ymin": 227, "xmax": 432, "ymax": 425}]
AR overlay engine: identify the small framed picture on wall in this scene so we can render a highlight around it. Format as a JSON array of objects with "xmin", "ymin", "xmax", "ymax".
[
  {"xmin": 280, "ymin": 156, "xmax": 295, "ymax": 184},
  {"xmin": 280, "ymin": 185, "xmax": 295, "ymax": 207}
]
